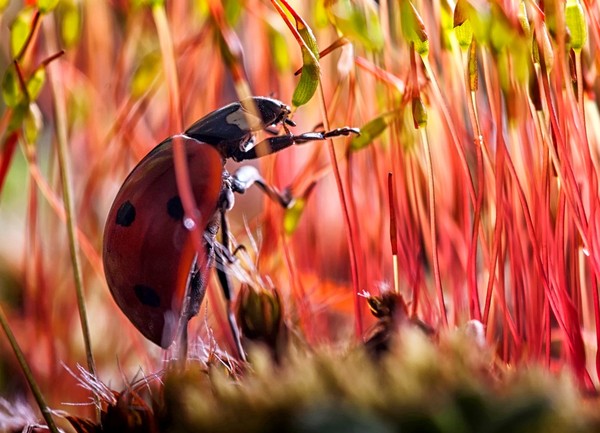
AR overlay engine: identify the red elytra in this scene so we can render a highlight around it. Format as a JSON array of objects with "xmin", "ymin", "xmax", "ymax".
[{"xmin": 102, "ymin": 136, "xmax": 222, "ymax": 348}]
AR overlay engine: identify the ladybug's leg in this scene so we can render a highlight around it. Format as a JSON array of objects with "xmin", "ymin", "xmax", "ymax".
[
  {"xmin": 230, "ymin": 166, "xmax": 293, "ymax": 208},
  {"xmin": 234, "ymin": 126, "xmax": 360, "ymax": 161},
  {"xmin": 215, "ymin": 188, "xmax": 247, "ymax": 361}
]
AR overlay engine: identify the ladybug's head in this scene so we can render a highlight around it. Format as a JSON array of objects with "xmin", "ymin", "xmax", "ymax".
[{"xmin": 251, "ymin": 97, "xmax": 296, "ymax": 130}]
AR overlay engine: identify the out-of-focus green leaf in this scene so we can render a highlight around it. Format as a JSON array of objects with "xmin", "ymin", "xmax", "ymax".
[
  {"xmin": 26, "ymin": 67, "xmax": 46, "ymax": 101},
  {"xmin": 489, "ymin": 5, "xmax": 518, "ymax": 52},
  {"xmin": 401, "ymin": 1, "xmax": 429, "ymax": 55},
  {"xmin": 327, "ymin": 0, "xmax": 384, "ymax": 52},
  {"xmin": 23, "ymin": 103, "xmax": 43, "ymax": 144},
  {"xmin": 440, "ymin": 0, "xmax": 454, "ymax": 50},
  {"xmin": 350, "ymin": 114, "xmax": 391, "ymax": 151},
  {"xmin": 38, "ymin": 0, "xmax": 59, "ymax": 13},
  {"xmin": 314, "ymin": 0, "xmax": 328, "ymax": 28},
  {"xmin": 284, "ymin": 198, "xmax": 307, "ymax": 235},
  {"xmin": 269, "ymin": 27, "xmax": 291, "ymax": 72},
  {"xmin": 61, "ymin": 2, "xmax": 82, "ymax": 48},
  {"xmin": 11, "ymin": 8, "xmax": 35, "ymax": 58},
  {"xmin": 0, "ymin": 0, "xmax": 10, "ymax": 12},
  {"xmin": 8, "ymin": 104, "xmax": 28, "ymax": 134},
  {"xmin": 565, "ymin": 0, "xmax": 587, "ymax": 50},
  {"xmin": 2, "ymin": 65, "xmax": 25, "ymax": 108},
  {"xmin": 455, "ymin": 19, "xmax": 473, "ymax": 48},
  {"xmin": 131, "ymin": 52, "xmax": 161, "ymax": 98},
  {"xmin": 223, "ymin": 0, "xmax": 243, "ymax": 26}
]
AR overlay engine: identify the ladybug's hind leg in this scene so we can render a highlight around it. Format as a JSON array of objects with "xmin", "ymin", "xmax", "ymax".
[{"xmin": 174, "ymin": 221, "xmax": 216, "ymax": 363}]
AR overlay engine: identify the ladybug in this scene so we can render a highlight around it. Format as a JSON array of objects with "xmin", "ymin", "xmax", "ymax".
[{"xmin": 102, "ymin": 96, "xmax": 359, "ymax": 358}]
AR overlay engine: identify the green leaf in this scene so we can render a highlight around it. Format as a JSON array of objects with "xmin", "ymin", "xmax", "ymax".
[
  {"xmin": 37, "ymin": 0, "xmax": 59, "ymax": 13},
  {"xmin": 350, "ymin": 115, "xmax": 390, "ymax": 151},
  {"xmin": 292, "ymin": 47, "xmax": 320, "ymax": 107},
  {"xmin": 2, "ymin": 65, "xmax": 25, "ymax": 108},
  {"xmin": 283, "ymin": 198, "xmax": 307, "ymax": 235},
  {"xmin": 61, "ymin": 2, "xmax": 82, "ymax": 48},
  {"xmin": 11, "ymin": 8, "xmax": 35, "ymax": 58},
  {"xmin": 327, "ymin": 0, "xmax": 384, "ymax": 51},
  {"xmin": 26, "ymin": 67, "xmax": 46, "ymax": 101},
  {"xmin": 565, "ymin": 0, "xmax": 587, "ymax": 50},
  {"xmin": 292, "ymin": 22, "xmax": 320, "ymax": 107}
]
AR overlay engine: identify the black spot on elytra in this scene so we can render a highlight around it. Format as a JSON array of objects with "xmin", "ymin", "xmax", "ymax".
[
  {"xmin": 167, "ymin": 195, "xmax": 184, "ymax": 220},
  {"xmin": 116, "ymin": 201, "xmax": 136, "ymax": 227},
  {"xmin": 134, "ymin": 284, "xmax": 161, "ymax": 308}
]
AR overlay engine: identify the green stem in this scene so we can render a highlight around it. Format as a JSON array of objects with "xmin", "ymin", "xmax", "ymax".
[
  {"xmin": 0, "ymin": 305, "xmax": 60, "ymax": 433},
  {"xmin": 43, "ymin": 21, "xmax": 98, "ymax": 417}
]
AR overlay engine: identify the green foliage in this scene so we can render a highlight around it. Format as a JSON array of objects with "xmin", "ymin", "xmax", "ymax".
[
  {"xmin": 10, "ymin": 7, "xmax": 36, "ymax": 58},
  {"xmin": 327, "ymin": 0, "xmax": 384, "ymax": 52},
  {"xmin": 159, "ymin": 331, "xmax": 595, "ymax": 433},
  {"xmin": 565, "ymin": 0, "xmax": 587, "ymax": 50},
  {"xmin": 37, "ymin": 0, "xmax": 59, "ymax": 13},
  {"xmin": 350, "ymin": 113, "xmax": 393, "ymax": 151},
  {"xmin": 60, "ymin": 1, "xmax": 82, "ymax": 48},
  {"xmin": 2, "ymin": 64, "xmax": 24, "ymax": 108}
]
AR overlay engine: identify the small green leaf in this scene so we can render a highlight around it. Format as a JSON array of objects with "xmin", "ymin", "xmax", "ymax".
[
  {"xmin": 2, "ymin": 65, "xmax": 25, "ymax": 108},
  {"xmin": 26, "ymin": 67, "xmax": 46, "ymax": 101},
  {"xmin": 292, "ymin": 22, "xmax": 320, "ymax": 107},
  {"xmin": 11, "ymin": 8, "xmax": 35, "ymax": 58},
  {"xmin": 23, "ymin": 103, "xmax": 43, "ymax": 144},
  {"xmin": 292, "ymin": 47, "xmax": 320, "ymax": 107},
  {"xmin": 350, "ymin": 115, "xmax": 390, "ymax": 151},
  {"xmin": 61, "ymin": 3, "xmax": 82, "ymax": 48},
  {"xmin": 284, "ymin": 198, "xmax": 307, "ymax": 235},
  {"xmin": 565, "ymin": 0, "xmax": 587, "ymax": 50},
  {"xmin": 412, "ymin": 97, "xmax": 427, "ymax": 129},
  {"xmin": 37, "ymin": 0, "xmax": 59, "ymax": 13}
]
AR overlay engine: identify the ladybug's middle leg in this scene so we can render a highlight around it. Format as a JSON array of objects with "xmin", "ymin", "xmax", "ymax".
[{"xmin": 213, "ymin": 187, "xmax": 247, "ymax": 362}]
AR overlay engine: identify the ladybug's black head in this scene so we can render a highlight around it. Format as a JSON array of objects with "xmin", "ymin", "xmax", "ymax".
[{"xmin": 251, "ymin": 97, "xmax": 296, "ymax": 129}]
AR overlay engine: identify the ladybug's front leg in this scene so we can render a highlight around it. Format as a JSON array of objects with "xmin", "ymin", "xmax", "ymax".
[{"xmin": 234, "ymin": 126, "xmax": 360, "ymax": 161}]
